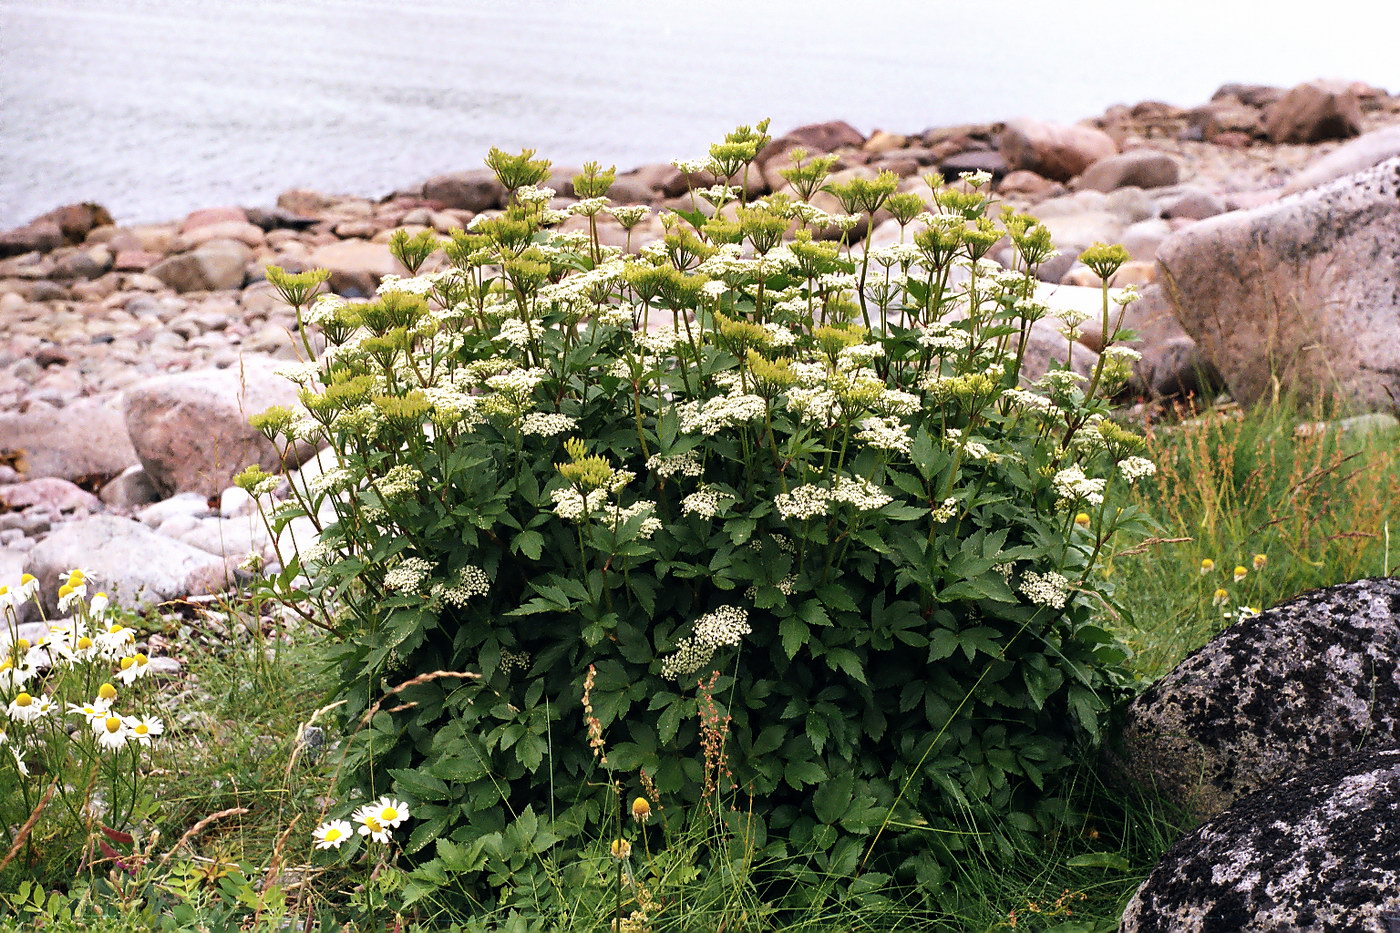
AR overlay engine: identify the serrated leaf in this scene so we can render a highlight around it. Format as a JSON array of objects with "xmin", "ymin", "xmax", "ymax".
[{"xmin": 779, "ymin": 616, "xmax": 808, "ymax": 659}]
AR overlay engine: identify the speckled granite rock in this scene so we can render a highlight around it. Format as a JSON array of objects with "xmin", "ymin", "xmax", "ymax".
[
  {"xmin": 1114, "ymin": 578, "xmax": 1400, "ymax": 821},
  {"xmin": 1121, "ymin": 746, "xmax": 1400, "ymax": 932},
  {"xmin": 1159, "ymin": 156, "xmax": 1400, "ymax": 413}
]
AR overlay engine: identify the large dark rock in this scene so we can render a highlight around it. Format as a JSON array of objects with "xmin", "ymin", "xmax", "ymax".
[
  {"xmin": 1121, "ymin": 746, "xmax": 1400, "ymax": 932},
  {"xmin": 1263, "ymin": 79, "xmax": 1363, "ymax": 145},
  {"xmin": 998, "ymin": 118, "xmax": 1117, "ymax": 182},
  {"xmin": 758, "ymin": 120, "xmax": 865, "ymax": 167},
  {"xmin": 1115, "ymin": 578, "xmax": 1400, "ymax": 822},
  {"xmin": 422, "ymin": 170, "xmax": 506, "ymax": 213}
]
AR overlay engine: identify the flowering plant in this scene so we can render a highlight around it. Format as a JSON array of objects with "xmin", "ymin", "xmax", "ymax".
[
  {"xmin": 252, "ymin": 124, "xmax": 1153, "ymax": 901},
  {"xmin": 1, "ymin": 571, "xmax": 165, "ymax": 874}
]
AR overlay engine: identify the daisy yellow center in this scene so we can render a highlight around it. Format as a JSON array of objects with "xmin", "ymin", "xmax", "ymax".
[
  {"xmin": 20, "ymin": 574, "xmax": 34, "ymax": 585},
  {"xmin": 16, "ymin": 639, "xmax": 28, "ymax": 651},
  {"xmin": 77, "ymin": 637, "xmax": 92, "ymax": 650},
  {"xmin": 1, "ymin": 660, "xmax": 11, "ymax": 672},
  {"xmin": 134, "ymin": 653, "xmax": 148, "ymax": 665},
  {"xmin": 119, "ymin": 657, "xmax": 134, "ymax": 671},
  {"xmin": 108, "ymin": 624, "xmax": 123, "ymax": 635},
  {"xmin": 98, "ymin": 683, "xmax": 117, "ymax": 700},
  {"xmin": 14, "ymin": 692, "xmax": 32, "ymax": 707},
  {"xmin": 380, "ymin": 807, "xmax": 399, "ymax": 822},
  {"xmin": 134, "ymin": 723, "xmax": 149, "ymax": 736},
  {"xmin": 364, "ymin": 816, "xmax": 384, "ymax": 832},
  {"xmin": 104, "ymin": 716, "xmax": 122, "ymax": 733},
  {"xmin": 325, "ymin": 827, "xmax": 343, "ymax": 841},
  {"xmin": 58, "ymin": 584, "xmax": 73, "ymax": 598}
]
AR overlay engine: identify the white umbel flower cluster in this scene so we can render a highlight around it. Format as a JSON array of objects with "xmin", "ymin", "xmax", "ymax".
[
  {"xmin": 435, "ymin": 565, "xmax": 491, "ymax": 607},
  {"xmin": 1019, "ymin": 570, "xmax": 1070, "ymax": 609},
  {"xmin": 660, "ymin": 606, "xmax": 751, "ymax": 681},
  {"xmin": 647, "ymin": 451, "xmax": 703, "ymax": 478},
  {"xmin": 384, "ymin": 557, "xmax": 435, "ymax": 594},
  {"xmin": 1118, "ymin": 456, "xmax": 1157, "ymax": 484},
  {"xmin": 681, "ymin": 486, "xmax": 730, "ymax": 519},
  {"xmin": 855, "ymin": 416, "xmax": 912, "ymax": 454},
  {"xmin": 520, "ymin": 413, "xmax": 578, "ymax": 437},
  {"xmin": 677, "ymin": 393, "xmax": 766, "ymax": 435},
  {"xmin": 774, "ymin": 475, "xmax": 892, "ymax": 520},
  {"xmin": 1051, "ymin": 465, "xmax": 1106, "ymax": 508}
]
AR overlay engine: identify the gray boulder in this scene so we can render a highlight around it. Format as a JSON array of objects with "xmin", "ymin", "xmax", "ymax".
[
  {"xmin": 1115, "ymin": 578, "xmax": 1400, "ymax": 822},
  {"xmin": 1159, "ymin": 155, "xmax": 1400, "ymax": 412},
  {"xmin": 1076, "ymin": 149, "xmax": 1180, "ymax": 192},
  {"xmin": 1283, "ymin": 125, "xmax": 1400, "ymax": 195},
  {"xmin": 1121, "ymin": 746, "xmax": 1400, "ymax": 932},
  {"xmin": 22, "ymin": 516, "xmax": 232, "ymax": 617},
  {"xmin": 148, "ymin": 239, "xmax": 251, "ymax": 292},
  {"xmin": 122, "ymin": 357, "xmax": 313, "ymax": 498},
  {"xmin": 0, "ymin": 397, "xmax": 139, "ymax": 482}
]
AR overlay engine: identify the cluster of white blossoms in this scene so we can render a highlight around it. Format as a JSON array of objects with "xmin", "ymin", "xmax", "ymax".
[
  {"xmin": 608, "ymin": 500, "xmax": 663, "ymax": 539},
  {"xmin": 633, "ymin": 324, "xmax": 687, "ymax": 356},
  {"xmin": 549, "ymin": 486, "xmax": 611, "ymax": 522},
  {"xmin": 1052, "ymin": 465, "xmax": 1107, "ymax": 509},
  {"xmin": 520, "ymin": 412, "xmax": 578, "ymax": 438},
  {"xmin": 647, "ymin": 451, "xmax": 703, "ymax": 478},
  {"xmin": 373, "ymin": 464, "xmax": 423, "ymax": 501},
  {"xmin": 1019, "ymin": 570, "xmax": 1070, "ymax": 609},
  {"xmin": 916, "ymin": 321, "xmax": 971, "ymax": 353},
  {"xmin": 855, "ymin": 416, "xmax": 912, "ymax": 454},
  {"xmin": 660, "ymin": 605, "xmax": 751, "ymax": 681},
  {"xmin": 313, "ymin": 796, "xmax": 412, "ymax": 850},
  {"xmin": 677, "ymin": 392, "xmax": 766, "ymax": 436},
  {"xmin": 432, "ymin": 565, "xmax": 492, "ymax": 607},
  {"xmin": 930, "ymin": 497, "xmax": 959, "ymax": 523},
  {"xmin": 1118, "ymin": 456, "xmax": 1157, "ymax": 484},
  {"xmin": 774, "ymin": 474, "xmax": 893, "ymax": 521},
  {"xmin": 384, "ymin": 557, "xmax": 435, "ymax": 594},
  {"xmin": 681, "ymin": 486, "xmax": 730, "ymax": 519}
]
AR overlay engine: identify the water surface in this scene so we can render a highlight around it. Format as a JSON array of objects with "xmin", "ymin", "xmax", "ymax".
[{"xmin": 2, "ymin": 0, "xmax": 1397, "ymax": 227}]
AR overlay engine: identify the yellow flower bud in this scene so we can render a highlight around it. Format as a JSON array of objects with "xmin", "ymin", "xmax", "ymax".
[
  {"xmin": 1074, "ymin": 513, "xmax": 1091, "ymax": 529},
  {"xmin": 1253, "ymin": 553, "xmax": 1267, "ymax": 570},
  {"xmin": 610, "ymin": 838, "xmax": 632, "ymax": 860},
  {"xmin": 1199, "ymin": 559, "xmax": 1214, "ymax": 574},
  {"xmin": 1233, "ymin": 565, "xmax": 1248, "ymax": 582}
]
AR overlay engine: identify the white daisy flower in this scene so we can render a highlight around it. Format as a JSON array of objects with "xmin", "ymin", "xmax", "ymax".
[
  {"xmin": 0, "ymin": 658, "xmax": 33, "ymax": 692},
  {"xmin": 114, "ymin": 653, "xmax": 151, "ymax": 686},
  {"xmin": 67, "ymin": 698, "xmax": 111, "ymax": 729},
  {"xmin": 313, "ymin": 819, "xmax": 354, "ymax": 850},
  {"xmin": 353, "ymin": 807, "xmax": 393, "ymax": 844},
  {"xmin": 96, "ymin": 715, "xmax": 131, "ymax": 751},
  {"xmin": 124, "ymin": 715, "xmax": 164, "ymax": 745},
  {"xmin": 96, "ymin": 624, "xmax": 135, "ymax": 659},
  {"xmin": 367, "ymin": 797, "xmax": 410, "ymax": 828},
  {"xmin": 6, "ymin": 691, "xmax": 53, "ymax": 722}
]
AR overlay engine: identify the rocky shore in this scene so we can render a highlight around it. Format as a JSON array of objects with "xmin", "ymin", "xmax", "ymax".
[{"xmin": 5, "ymin": 76, "xmax": 1400, "ymax": 618}]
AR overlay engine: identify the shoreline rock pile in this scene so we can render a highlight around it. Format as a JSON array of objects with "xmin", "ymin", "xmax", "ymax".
[{"xmin": 4, "ymin": 77, "xmax": 1400, "ymax": 617}]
